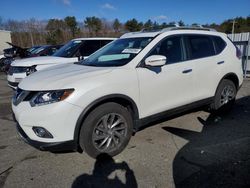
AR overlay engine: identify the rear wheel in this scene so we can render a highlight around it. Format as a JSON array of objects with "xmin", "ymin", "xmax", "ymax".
[
  {"xmin": 79, "ymin": 102, "xmax": 133, "ymax": 158},
  {"xmin": 211, "ymin": 79, "xmax": 237, "ymax": 113}
]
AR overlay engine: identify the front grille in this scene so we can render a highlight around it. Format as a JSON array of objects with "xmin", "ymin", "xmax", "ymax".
[
  {"xmin": 8, "ymin": 66, "xmax": 28, "ymax": 75},
  {"xmin": 13, "ymin": 88, "xmax": 29, "ymax": 106},
  {"xmin": 13, "ymin": 87, "xmax": 37, "ymax": 106},
  {"xmin": 3, "ymin": 58, "xmax": 13, "ymax": 65},
  {"xmin": 8, "ymin": 81, "xmax": 19, "ymax": 87}
]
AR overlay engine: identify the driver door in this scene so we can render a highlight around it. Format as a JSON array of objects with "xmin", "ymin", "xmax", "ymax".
[{"xmin": 136, "ymin": 35, "xmax": 196, "ymax": 118}]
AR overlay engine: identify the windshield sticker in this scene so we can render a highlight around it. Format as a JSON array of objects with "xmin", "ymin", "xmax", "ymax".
[
  {"xmin": 122, "ymin": 48, "xmax": 141, "ymax": 54},
  {"xmin": 98, "ymin": 54, "xmax": 130, "ymax": 62}
]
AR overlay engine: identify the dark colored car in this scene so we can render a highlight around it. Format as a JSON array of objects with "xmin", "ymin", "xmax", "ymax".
[
  {"xmin": 4, "ymin": 42, "xmax": 30, "ymax": 58},
  {"xmin": 1, "ymin": 44, "xmax": 62, "ymax": 73},
  {"xmin": 29, "ymin": 45, "xmax": 62, "ymax": 57}
]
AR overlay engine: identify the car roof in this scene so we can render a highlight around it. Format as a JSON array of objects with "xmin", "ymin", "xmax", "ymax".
[
  {"xmin": 72, "ymin": 37, "xmax": 117, "ymax": 41},
  {"xmin": 120, "ymin": 26, "xmax": 226, "ymax": 39}
]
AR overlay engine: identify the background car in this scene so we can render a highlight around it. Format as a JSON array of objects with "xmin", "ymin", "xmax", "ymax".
[
  {"xmin": 28, "ymin": 45, "xmax": 63, "ymax": 57},
  {"xmin": 1, "ymin": 44, "xmax": 62, "ymax": 73},
  {"xmin": 7, "ymin": 38, "xmax": 116, "ymax": 89}
]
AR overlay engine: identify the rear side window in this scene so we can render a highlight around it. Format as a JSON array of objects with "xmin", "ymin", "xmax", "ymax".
[
  {"xmin": 187, "ymin": 35, "xmax": 215, "ymax": 59},
  {"xmin": 213, "ymin": 36, "xmax": 226, "ymax": 54}
]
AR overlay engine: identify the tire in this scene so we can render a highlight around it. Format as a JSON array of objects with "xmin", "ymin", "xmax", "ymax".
[
  {"xmin": 211, "ymin": 79, "xmax": 237, "ymax": 113},
  {"xmin": 79, "ymin": 102, "xmax": 133, "ymax": 158}
]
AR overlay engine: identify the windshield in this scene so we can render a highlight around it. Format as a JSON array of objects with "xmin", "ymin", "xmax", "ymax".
[
  {"xmin": 53, "ymin": 40, "xmax": 82, "ymax": 57},
  {"xmin": 31, "ymin": 46, "xmax": 46, "ymax": 54},
  {"xmin": 80, "ymin": 37, "xmax": 153, "ymax": 67},
  {"xmin": 28, "ymin": 46, "xmax": 41, "ymax": 53}
]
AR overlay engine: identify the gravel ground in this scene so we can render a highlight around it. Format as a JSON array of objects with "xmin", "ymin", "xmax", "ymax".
[{"xmin": 0, "ymin": 72, "xmax": 250, "ymax": 188}]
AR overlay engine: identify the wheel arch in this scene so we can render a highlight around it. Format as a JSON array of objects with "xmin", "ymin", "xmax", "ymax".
[
  {"xmin": 73, "ymin": 94, "xmax": 139, "ymax": 151},
  {"xmin": 214, "ymin": 73, "xmax": 240, "ymax": 97},
  {"xmin": 220, "ymin": 72, "xmax": 240, "ymax": 90}
]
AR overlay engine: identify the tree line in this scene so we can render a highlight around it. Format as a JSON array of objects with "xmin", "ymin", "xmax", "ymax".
[{"xmin": 0, "ymin": 16, "xmax": 249, "ymax": 47}]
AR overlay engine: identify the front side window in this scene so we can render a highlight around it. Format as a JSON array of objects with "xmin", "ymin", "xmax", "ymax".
[
  {"xmin": 147, "ymin": 36, "xmax": 184, "ymax": 64},
  {"xmin": 47, "ymin": 47, "xmax": 58, "ymax": 56},
  {"xmin": 80, "ymin": 37, "xmax": 153, "ymax": 67},
  {"xmin": 53, "ymin": 40, "xmax": 83, "ymax": 57},
  {"xmin": 187, "ymin": 35, "xmax": 215, "ymax": 59},
  {"xmin": 101, "ymin": 40, "xmax": 113, "ymax": 47},
  {"xmin": 79, "ymin": 40, "xmax": 101, "ymax": 57}
]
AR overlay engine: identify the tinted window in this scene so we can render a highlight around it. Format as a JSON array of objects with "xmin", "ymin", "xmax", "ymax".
[
  {"xmin": 187, "ymin": 35, "xmax": 215, "ymax": 59},
  {"xmin": 100, "ymin": 40, "xmax": 113, "ymax": 47},
  {"xmin": 53, "ymin": 40, "xmax": 83, "ymax": 57},
  {"xmin": 148, "ymin": 36, "xmax": 183, "ymax": 64},
  {"xmin": 80, "ymin": 40, "xmax": 101, "ymax": 56},
  {"xmin": 213, "ymin": 36, "xmax": 226, "ymax": 54},
  {"xmin": 47, "ymin": 47, "xmax": 58, "ymax": 55}
]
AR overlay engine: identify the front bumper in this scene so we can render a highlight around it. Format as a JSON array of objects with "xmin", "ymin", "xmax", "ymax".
[
  {"xmin": 12, "ymin": 97, "xmax": 83, "ymax": 146},
  {"xmin": 13, "ymin": 106, "xmax": 80, "ymax": 152},
  {"xmin": 7, "ymin": 73, "xmax": 26, "ymax": 89},
  {"xmin": 16, "ymin": 122, "xmax": 77, "ymax": 152}
]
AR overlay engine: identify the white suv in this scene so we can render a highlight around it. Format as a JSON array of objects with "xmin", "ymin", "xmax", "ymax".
[
  {"xmin": 12, "ymin": 27, "xmax": 243, "ymax": 158},
  {"xmin": 7, "ymin": 38, "xmax": 115, "ymax": 89}
]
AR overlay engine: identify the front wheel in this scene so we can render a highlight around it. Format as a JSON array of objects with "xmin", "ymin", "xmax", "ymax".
[
  {"xmin": 211, "ymin": 79, "xmax": 237, "ymax": 113},
  {"xmin": 79, "ymin": 102, "xmax": 133, "ymax": 158}
]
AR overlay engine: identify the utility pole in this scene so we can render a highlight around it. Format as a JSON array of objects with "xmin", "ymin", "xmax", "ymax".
[
  {"xmin": 231, "ymin": 20, "xmax": 237, "ymax": 40},
  {"xmin": 27, "ymin": 20, "xmax": 34, "ymax": 46}
]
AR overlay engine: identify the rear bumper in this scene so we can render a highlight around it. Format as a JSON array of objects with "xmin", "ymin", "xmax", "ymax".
[{"xmin": 16, "ymin": 121, "xmax": 78, "ymax": 152}]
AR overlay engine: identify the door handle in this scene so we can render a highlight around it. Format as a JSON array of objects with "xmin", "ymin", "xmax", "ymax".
[
  {"xmin": 182, "ymin": 69, "xmax": 192, "ymax": 74},
  {"xmin": 217, "ymin": 61, "xmax": 224, "ymax": 65}
]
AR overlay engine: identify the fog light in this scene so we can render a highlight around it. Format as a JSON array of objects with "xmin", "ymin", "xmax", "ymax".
[{"xmin": 32, "ymin": 127, "xmax": 53, "ymax": 138}]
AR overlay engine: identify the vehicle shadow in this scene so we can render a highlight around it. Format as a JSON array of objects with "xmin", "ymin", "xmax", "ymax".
[
  {"xmin": 71, "ymin": 154, "xmax": 138, "ymax": 188},
  {"xmin": 163, "ymin": 96, "xmax": 250, "ymax": 188}
]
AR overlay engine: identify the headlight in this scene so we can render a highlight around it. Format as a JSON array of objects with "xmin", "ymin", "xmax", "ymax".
[
  {"xmin": 30, "ymin": 89, "xmax": 74, "ymax": 107},
  {"xmin": 26, "ymin": 65, "xmax": 37, "ymax": 76}
]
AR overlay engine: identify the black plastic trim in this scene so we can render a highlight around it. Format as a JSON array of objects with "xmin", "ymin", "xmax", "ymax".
[
  {"xmin": 73, "ymin": 94, "xmax": 139, "ymax": 143},
  {"xmin": 138, "ymin": 97, "xmax": 213, "ymax": 129},
  {"xmin": 216, "ymin": 72, "xmax": 240, "ymax": 93},
  {"xmin": 16, "ymin": 122, "xmax": 77, "ymax": 152},
  {"xmin": 8, "ymin": 81, "xmax": 18, "ymax": 87}
]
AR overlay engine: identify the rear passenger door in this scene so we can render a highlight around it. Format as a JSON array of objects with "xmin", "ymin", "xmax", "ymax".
[{"xmin": 185, "ymin": 34, "xmax": 225, "ymax": 100}]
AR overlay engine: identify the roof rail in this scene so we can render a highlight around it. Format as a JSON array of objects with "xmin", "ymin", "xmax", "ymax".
[
  {"xmin": 121, "ymin": 25, "xmax": 217, "ymax": 38},
  {"xmin": 161, "ymin": 26, "xmax": 216, "ymax": 32},
  {"xmin": 120, "ymin": 31, "xmax": 143, "ymax": 38}
]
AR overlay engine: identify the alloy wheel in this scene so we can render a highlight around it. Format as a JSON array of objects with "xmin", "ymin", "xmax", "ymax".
[{"xmin": 92, "ymin": 113, "xmax": 128, "ymax": 152}]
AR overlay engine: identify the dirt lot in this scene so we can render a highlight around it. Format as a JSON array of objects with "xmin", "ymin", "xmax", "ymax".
[{"xmin": 0, "ymin": 72, "xmax": 250, "ymax": 188}]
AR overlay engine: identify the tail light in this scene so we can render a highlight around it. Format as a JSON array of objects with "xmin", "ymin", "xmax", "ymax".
[
  {"xmin": 236, "ymin": 46, "xmax": 242, "ymax": 60},
  {"xmin": 227, "ymin": 37, "xmax": 242, "ymax": 60}
]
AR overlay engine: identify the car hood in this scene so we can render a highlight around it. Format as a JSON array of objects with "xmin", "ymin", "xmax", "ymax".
[
  {"xmin": 18, "ymin": 63, "xmax": 113, "ymax": 90},
  {"xmin": 11, "ymin": 56, "xmax": 77, "ymax": 67}
]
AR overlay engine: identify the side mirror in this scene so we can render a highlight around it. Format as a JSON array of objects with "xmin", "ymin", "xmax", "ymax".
[{"xmin": 145, "ymin": 55, "xmax": 166, "ymax": 67}]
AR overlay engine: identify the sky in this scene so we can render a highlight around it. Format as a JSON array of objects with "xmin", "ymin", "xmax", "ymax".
[{"xmin": 1, "ymin": 0, "xmax": 250, "ymax": 24}]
